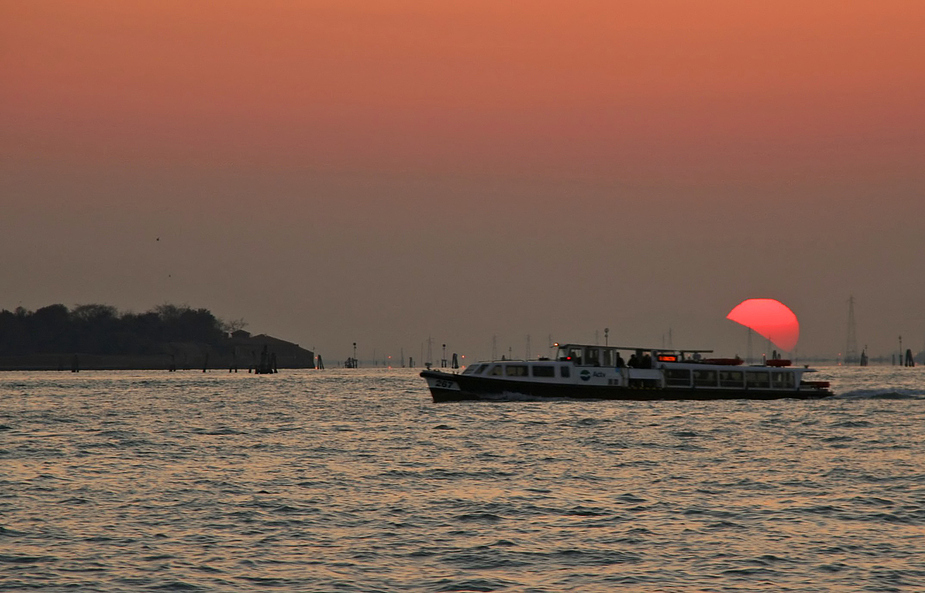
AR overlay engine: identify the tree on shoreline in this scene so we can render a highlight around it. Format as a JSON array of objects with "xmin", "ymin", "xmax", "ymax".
[{"xmin": 0, "ymin": 304, "xmax": 232, "ymax": 356}]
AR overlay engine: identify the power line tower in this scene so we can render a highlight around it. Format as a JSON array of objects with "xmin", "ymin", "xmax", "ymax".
[
  {"xmin": 746, "ymin": 328, "xmax": 753, "ymax": 364},
  {"xmin": 845, "ymin": 296, "xmax": 859, "ymax": 364}
]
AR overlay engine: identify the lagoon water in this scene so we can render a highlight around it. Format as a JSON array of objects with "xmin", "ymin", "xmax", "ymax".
[{"xmin": 1, "ymin": 366, "xmax": 924, "ymax": 592}]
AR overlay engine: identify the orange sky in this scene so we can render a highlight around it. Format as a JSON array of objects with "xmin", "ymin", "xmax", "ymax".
[
  {"xmin": 4, "ymin": 1, "xmax": 923, "ymax": 182},
  {"xmin": 2, "ymin": 1, "xmax": 925, "ymax": 359}
]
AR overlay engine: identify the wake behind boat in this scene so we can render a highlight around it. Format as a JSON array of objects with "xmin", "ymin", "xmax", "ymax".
[{"xmin": 421, "ymin": 343, "xmax": 833, "ymax": 402}]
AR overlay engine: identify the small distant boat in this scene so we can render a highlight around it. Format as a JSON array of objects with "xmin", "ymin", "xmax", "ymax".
[{"xmin": 421, "ymin": 343, "xmax": 833, "ymax": 402}]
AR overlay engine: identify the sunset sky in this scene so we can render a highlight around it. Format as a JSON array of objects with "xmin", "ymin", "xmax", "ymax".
[{"xmin": 2, "ymin": 1, "xmax": 924, "ymax": 361}]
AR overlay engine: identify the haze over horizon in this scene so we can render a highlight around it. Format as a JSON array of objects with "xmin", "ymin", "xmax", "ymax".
[{"xmin": 3, "ymin": 1, "xmax": 924, "ymax": 362}]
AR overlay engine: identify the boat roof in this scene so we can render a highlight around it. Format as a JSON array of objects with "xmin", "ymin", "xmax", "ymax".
[{"xmin": 556, "ymin": 343, "xmax": 714, "ymax": 354}]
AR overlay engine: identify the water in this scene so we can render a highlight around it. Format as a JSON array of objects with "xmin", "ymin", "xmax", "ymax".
[{"xmin": 1, "ymin": 366, "xmax": 924, "ymax": 592}]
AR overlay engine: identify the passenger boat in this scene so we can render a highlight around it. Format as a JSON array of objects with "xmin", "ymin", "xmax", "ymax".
[{"xmin": 420, "ymin": 343, "xmax": 833, "ymax": 402}]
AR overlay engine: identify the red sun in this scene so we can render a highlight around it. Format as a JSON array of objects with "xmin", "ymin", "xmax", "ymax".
[{"xmin": 727, "ymin": 298, "xmax": 800, "ymax": 352}]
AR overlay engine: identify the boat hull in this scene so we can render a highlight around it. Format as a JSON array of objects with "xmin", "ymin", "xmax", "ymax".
[{"xmin": 421, "ymin": 370, "xmax": 833, "ymax": 402}]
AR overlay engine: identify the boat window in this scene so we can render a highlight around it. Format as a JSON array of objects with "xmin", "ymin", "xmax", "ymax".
[
  {"xmin": 487, "ymin": 365, "xmax": 503, "ymax": 376},
  {"xmin": 462, "ymin": 365, "xmax": 476, "ymax": 375},
  {"xmin": 693, "ymin": 370, "xmax": 717, "ymax": 387},
  {"xmin": 473, "ymin": 364, "xmax": 488, "ymax": 375},
  {"xmin": 771, "ymin": 371, "xmax": 784, "ymax": 388},
  {"xmin": 770, "ymin": 371, "xmax": 794, "ymax": 389},
  {"xmin": 746, "ymin": 371, "xmax": 771, "ymax": 388},
  {"xmin": 532, "ymin": 365, "xmax": 555, "ymax": 378},
  {"xmin": 586, "ymin": 348, "xmax": 600, "ymax": 366},
  {"xmin": 505, "ymin": 364, "xmax": 529, "ymax": 377},
  {"xmin": 601, "ymin": 350, "xmax": 613, "ymax": 367},
  {"xmin": 665, "ymin": 369, "xmax": 691, "ymax": 386},
  {"xmin": 560, "ymin": 366, "xmax": 570, "ymax": 378},
  {"xmin": 568, "ymin": 347, "xmax": 583, "ymax": 364},
  {"xmin": 719, "ymin": 370, "xmax": 744, "ymax": 388}
]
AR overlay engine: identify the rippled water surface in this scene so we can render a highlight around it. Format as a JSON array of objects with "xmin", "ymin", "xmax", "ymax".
[{"xmin": 2, "ymin": 366, "xmax": 924, "ymax": 591}]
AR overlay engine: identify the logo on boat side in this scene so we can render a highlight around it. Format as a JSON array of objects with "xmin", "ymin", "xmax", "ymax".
[{"xmin": 580, "ymin": 369, "xmax": 591, "ymax": 381}]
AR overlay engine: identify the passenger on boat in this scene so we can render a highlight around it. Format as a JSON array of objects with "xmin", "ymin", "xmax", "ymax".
[
  {"xmin": 616, "ymin": 352, "xmax": 626, "ymax": 368},
  {"xmin": 641, "ymin": 353, "xmax": 652, "ymax": 369},
  {"xmin": 627, "ymin": 353, "xmax": 639, "ymax": 368}
]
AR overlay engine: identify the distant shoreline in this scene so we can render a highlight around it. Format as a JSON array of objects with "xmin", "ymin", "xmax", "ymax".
[{"xmin": 0, "ymin": 353, "xmax": 315, "ymax": 372}]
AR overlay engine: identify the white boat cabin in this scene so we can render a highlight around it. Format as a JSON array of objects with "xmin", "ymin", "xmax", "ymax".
[{"xmin": 458, "ymin": 343, "xmax": 812, "ymax": 392}]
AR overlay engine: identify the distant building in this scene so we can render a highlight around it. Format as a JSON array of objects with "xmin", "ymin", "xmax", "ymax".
[{"xmin": 227, "ymin": 333, "xmax": 314, "ymax": 369}]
